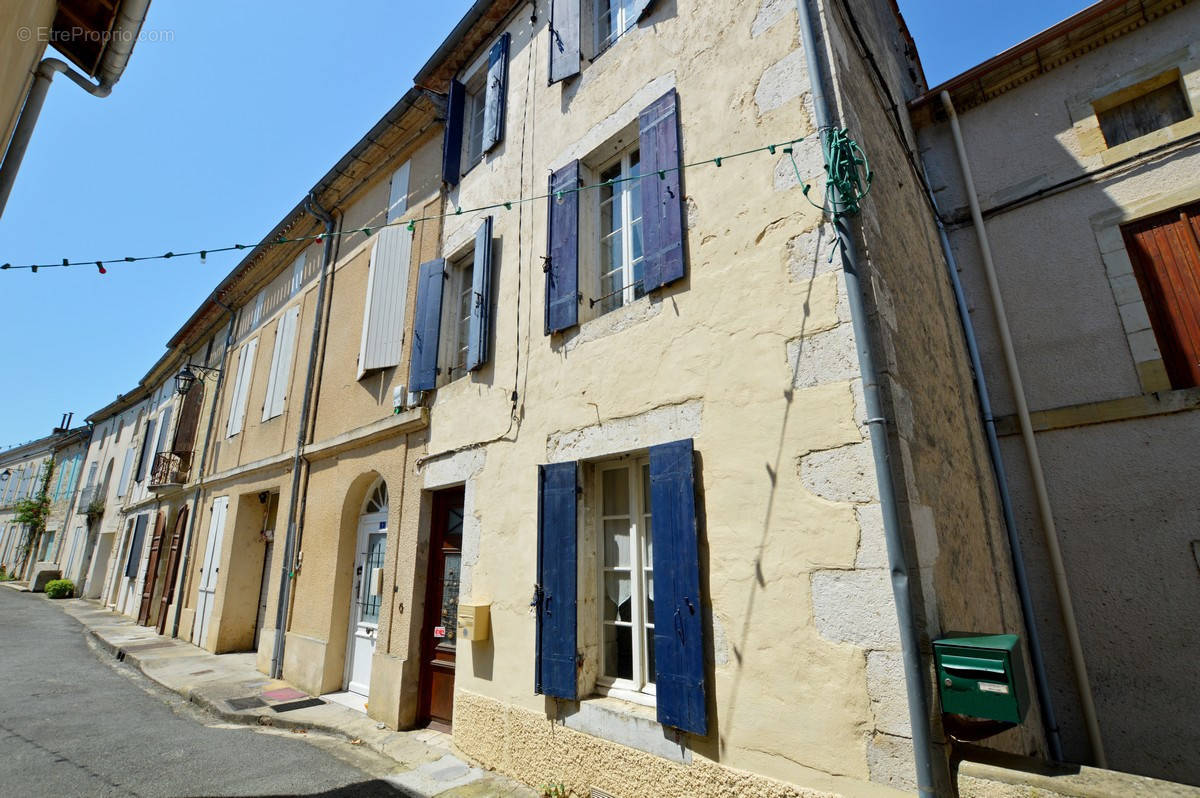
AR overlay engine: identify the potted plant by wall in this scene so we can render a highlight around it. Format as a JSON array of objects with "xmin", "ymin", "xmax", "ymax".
[{"xmin": 44, "ymin": 579, "xmax": 74, "ymax": 599}]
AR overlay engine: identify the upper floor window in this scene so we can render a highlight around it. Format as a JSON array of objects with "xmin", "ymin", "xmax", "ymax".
[
  {"xmin": 596, "ymin": 0, "xmax": 640, "ymax": 52},
  {"xmin": 1120, "ymin": 200, "xmax": 1200, "ymax": 390},
  {"xmin": 545, "ymin": 88, "xmax": 684, "ymax": 335},
  {"xmin": 441, "ymin": 250, "xmax": 476, "ymax": 384},
  {"xmin": 1095, "ymin": 70, "xmax": 1192, "ymax": 148},
  {"xmin": 463, "ymin": 74, "xmax": 488, "ymax": 170},
  {"xmin": 408, "ymin": 218, "xmax": 495, "ymax": 392},
  {"xmin": 442, "ymin": 34, "xmax": 511, "ymax": 186},
  {"xmin": 597, "ymin": 146, "xmax": 645, "ymax": 315}
]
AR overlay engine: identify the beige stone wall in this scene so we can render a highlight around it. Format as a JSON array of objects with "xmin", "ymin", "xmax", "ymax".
[
  {"xmin": 0, "ymin": 0, "xmax": 54, "ymax": 161},
  {"xmin": 915, "ymin": 2, "xmax": 1200, "ymax": 783},
  {"xmin": 402, "ymin": 0, "xmax": 976, "ymax": 795},
  {"xmin": 821, "ymin": 0, "xmax": 1046, "ymax": 781}
]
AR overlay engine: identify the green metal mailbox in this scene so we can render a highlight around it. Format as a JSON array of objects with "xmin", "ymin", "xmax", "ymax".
[{"xmin": 933, "ymin": 634, "xmax": 1029, "ymax": 724}]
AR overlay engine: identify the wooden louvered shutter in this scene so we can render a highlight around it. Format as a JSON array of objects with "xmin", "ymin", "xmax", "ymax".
[
  {"xmin": 638, "ymin": 88, "xmax": 686, "ymax": 292},
  {"xmin": 1121, "ymin": 203, "xmax": 1200, "ymax": 389},
  {"xmin": 482, "ymin": 34, "xmax": 510, "ymax": 153},
  {"xmin": 409, "ymin": 259, "xmax": 446, "ymax": 392},
  {"xmin": 536, "ymin": 462, "xmax": 578, "ymax": 699},
  {"xmin": 545, "ymin": 161, "xmax": 580, "ymax": 334},
  {"xmin": 648, "ymin": 438, "xmax": 707, "ymax": 735},
  {"xmin": 359, "ymin": 227, "xmax": 414, "ymax": 377},
  {"xmin": 549, "ymin": 0, "xmax": 580, "ymax": 84},
  {"xmin": 442, "ymin": 79, "xmax": 466, "ymax": 186}
]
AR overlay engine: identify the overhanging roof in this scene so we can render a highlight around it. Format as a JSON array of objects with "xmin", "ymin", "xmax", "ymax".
[{"xmin": 909, "ymin": 0, "xmax": 1190, "ymax": 123}]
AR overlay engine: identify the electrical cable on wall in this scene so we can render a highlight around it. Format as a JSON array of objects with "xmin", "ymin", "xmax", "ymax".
[{"xmin": 1, "ymin": 135, "xmax": 815, "ymax": 276}]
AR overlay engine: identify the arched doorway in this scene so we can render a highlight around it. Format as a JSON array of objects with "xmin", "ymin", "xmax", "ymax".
[{"xmin": 344, "ymin": 478, "xmax": 388, "ymax": 697}]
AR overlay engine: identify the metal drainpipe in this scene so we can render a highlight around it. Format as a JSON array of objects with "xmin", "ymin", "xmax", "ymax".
[
  {"xmin": 0, "ymin": 59, "xmax": 109, "ymax": 216},
  {"xmin": 796, "ymin": 2, "xmax": 937, "ymax": 794},
  {"xmin": 921, "ymin": 165, "xmax": 1065, "ymax": 762},
  {"xmin": 270, "ymin": 194, "xmax": 337, "ymax": 679},
  {"xmin": 171, "ymin": 305, "xmax": 238, "ymax": 639},
  {"xmin": 938, "ymin": 91, "xmax": 1106, "ymax": 767}
]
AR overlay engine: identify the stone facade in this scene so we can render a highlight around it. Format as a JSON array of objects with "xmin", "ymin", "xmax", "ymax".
[{"xmin": 915, "ymin": 0, "xmax": 1200, "ymax": 785}]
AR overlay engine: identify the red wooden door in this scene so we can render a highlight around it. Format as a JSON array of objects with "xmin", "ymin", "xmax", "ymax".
[
  {"xmin": 137, "ymin": 511, "xmax": 166, "ymax": 626},
  {"xmin": 156, "ymin": 506, "xmax": 189, "ymax": 635},
  {"xmin": 418, "ymin": 487, "xmax": 464, "ymax": 730},
  {"xmin": 1122, "ymin": 201, "xmax": 1200, "ymax": 389}
]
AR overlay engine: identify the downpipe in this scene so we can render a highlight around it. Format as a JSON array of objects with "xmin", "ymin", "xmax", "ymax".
[
  {"xmin": 0, "ymin": 58, "xmax": 109, "ymax": 217},
  {"xmin": 922, "ymin": 164, "xmax": 1065, "ymax": 762},
  {"xmin": 270, "ymin": 193, "xmax": 337, "ymax": 679},
  {"xmin": 796, "ymin": 1, "xmax": 937, "ymax": 793},
  {"xmin": 939, "ymin": 91, "xmax": 1106, "ymax": 768}
]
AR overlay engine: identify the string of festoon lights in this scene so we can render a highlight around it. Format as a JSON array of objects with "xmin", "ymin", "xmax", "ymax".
[{"xmin": 2, "ymin": 132, "xmax": 871, "ymax": 276}]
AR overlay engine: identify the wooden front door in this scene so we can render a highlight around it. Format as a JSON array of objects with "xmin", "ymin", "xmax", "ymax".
[
  {"xmin": 1122, "ymin": 201, "xmax": 1200, "ymax": 389},
  {"xmin": 156, "ymin": 507, "xmax": 189, "ymax": 635},
  {"xmin": 418, "ymin": 487, "xmax": 464, "ymax": 729},
  {"xmin": 137, "ymin": 512, "xmax": 166, "ymax": 625}
]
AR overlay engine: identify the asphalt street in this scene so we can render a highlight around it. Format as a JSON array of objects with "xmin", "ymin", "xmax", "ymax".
[{"xmin": 0, "ymin": 589, "xmax": 413, "ymax": 797}]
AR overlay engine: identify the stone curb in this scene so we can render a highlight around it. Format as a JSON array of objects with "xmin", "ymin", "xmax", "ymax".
[{"xmin": 56, "ymin": 599, "xmax": 531, "ymax": 797}]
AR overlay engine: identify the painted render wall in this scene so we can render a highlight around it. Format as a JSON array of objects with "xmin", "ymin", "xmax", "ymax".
[
  {"xmin": 397, "ymin": 0, "xmax": 1025, "ymax": 794},
  {"xmin": 916, "ymin": 3, "xmax": 1200, "ymax": 783},
  {"xmin": 820, "ymin": 0, "xmax": 1046, "ymax": 774}
]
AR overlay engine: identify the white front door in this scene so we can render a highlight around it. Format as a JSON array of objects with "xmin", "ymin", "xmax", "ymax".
[
  {"xmin": 194, "ymin": 497, "xmax": 228, "ymax": 648},
  {"xmin": 346, "ymin": 513, "xmax": 386, "ymax": 696}
]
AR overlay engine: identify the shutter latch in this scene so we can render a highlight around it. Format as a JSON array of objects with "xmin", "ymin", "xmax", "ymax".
[{"xmin": 530, "ymin": 583, "xmax": 543, "ymax": 611}]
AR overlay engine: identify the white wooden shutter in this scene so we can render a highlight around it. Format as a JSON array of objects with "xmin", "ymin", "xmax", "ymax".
[
  {"xmin": 117, "ymin": 448, "xmax": 135, "ymax": 497},
  {"xmin": 386, "ymin": 161, "xmax": 410, "ymax": 223},
  {"xmin": 358, "ymin": 226, "xmax": 414, "ymax": 378},
  {"xmin": 262, "ymin": 306, "xmax": 300, "ymax": 420},
  {"xmin": 226, "ymin": 338, "xmax": 257, "ymax": 437}
]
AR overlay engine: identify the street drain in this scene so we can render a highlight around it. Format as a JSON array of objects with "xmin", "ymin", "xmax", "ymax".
[
  {"xmin": 226, "ymin": 696, "xmax": 268, "ymax": 711},
  {"xmin": 270, "ymin": 698, "xmax": 324, "ymax": 713}
]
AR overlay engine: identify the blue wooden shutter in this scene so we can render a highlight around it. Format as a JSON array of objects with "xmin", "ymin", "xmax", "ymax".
[
  {"xmin": 442, "ymin": 79, "xmax": 466, "ymax": 186},
  {"xmin": 638, "ymin": 88, "xmax": 686, "ymax": 292},
  {"xmin": 536, "ymin": 462, "xmax": 577, "ymax": 699},
  {"xmin": 549, "ymin": 0, "xmax": 581, "ymax": 84},
  {"xmin": 467, "ymin": 216, "xmax": 494, "ymax": 372},
  {"xmin": 649, "ymin": 438, "xmax": 707, "ymax": 734},
  {"xmin": 482, "ymin": 34, "xmax": 510, "ymax": 153},
  {"xmin": 545, "ymin": 160, "xmax": 580, "ymax": 334},
  {"xmin": 125, "ymin": 514, "xmax": 149, "ymax": 578},
  {"xmin": 409, "ymin": 259, "xmax": 446, "ymax": 392}
]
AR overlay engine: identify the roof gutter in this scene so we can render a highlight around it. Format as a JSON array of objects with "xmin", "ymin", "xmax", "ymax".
[
  {"xmin": 0, "ymin": 0, "xmax": 152, "ymax": 217},
  {"xmin": 413, "ymin": 0, "xmax": 496, "ymax": 86}
]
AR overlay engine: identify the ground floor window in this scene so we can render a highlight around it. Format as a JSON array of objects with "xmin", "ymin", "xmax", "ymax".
[{"xmin": 596, "ymin": 457, "xmax": 655, "ymax": 701}]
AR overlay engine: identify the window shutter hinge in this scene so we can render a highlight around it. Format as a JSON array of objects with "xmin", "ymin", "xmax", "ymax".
[{"xmin": 541, "ymin": 256, "xmax": 551, "ymax": 273}]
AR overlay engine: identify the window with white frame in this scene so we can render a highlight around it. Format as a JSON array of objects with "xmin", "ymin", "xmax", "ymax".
[
  {"xmin": 595, "ymin": 0, "xmax": 640, "ymax": 52},
  {"xmin": 440, "ymin": 249, "xmax": 476, "ymax": 384},
  {"xmin": 462, "ymin": 73, "xmax": 488, "ymax": 171},
  {"xmin": 596, "ymin": 457, "xmax": 655, "ymax": 699},
  {"xmin": 596, "ymin": 146, "xmax": 645, "ymax": 316}
]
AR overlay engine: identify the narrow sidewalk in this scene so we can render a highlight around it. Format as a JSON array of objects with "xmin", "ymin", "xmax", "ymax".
[{"xmin": 55, "ymin": 597, "xmax": 533, "ymax": 798}]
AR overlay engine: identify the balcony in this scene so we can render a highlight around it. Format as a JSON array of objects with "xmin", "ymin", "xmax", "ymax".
[
  {"xmin": 149, "ymin": 450, "xmax": 193, "ymax": 490},
  {"xmin": 77, "ymin": 484, "xmax": 100, "ymax": 510}
]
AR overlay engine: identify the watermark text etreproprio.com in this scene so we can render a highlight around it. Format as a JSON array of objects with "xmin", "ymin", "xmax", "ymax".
[{"xmin": 17, "ymin": 26, "xmax": 174, "ymax": 45}]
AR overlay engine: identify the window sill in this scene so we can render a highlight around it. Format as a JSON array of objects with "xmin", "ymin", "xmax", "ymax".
[
  {"xmin": 560, "ymin": 693, "xmax": 691, "ymax": 764},
  {"xmin": 562, "ymin": 294, "xmax": 663, "ymax": 353}
]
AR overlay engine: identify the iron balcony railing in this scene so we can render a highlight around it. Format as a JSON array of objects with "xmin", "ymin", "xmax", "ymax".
[
  {"xmin": 77, "ymin": 484, "xmax": 100, "ymax": 510},
  {"xmin": 149, "ymin": 450, "xmax": 194, "ymax": 489}
]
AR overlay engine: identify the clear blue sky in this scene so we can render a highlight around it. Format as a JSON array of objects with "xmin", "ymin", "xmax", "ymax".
[{"xmin": 0, "ymin": 0, "xmax": 1089, "ymax": 448}]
